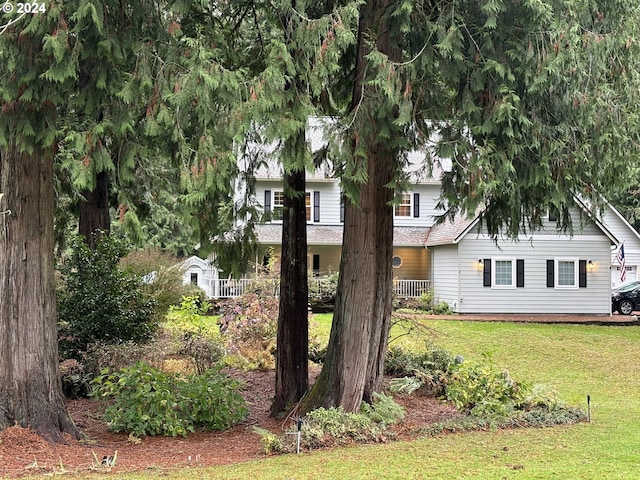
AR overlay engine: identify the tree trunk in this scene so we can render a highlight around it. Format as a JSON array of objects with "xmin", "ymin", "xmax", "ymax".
[
  {"xmin": 271, "ymin": 134, "xmax": 309, "ymax": 416},
  {"xmin": 299, "ymin": 0, "xmax": 400, "ymax": 413},
  {"xmin": 78, "ymin": 170, "xmax": 110, "ymax": 249},
  {"xmin": 0, "ymin": 144, "xmax": 80, "ymax": 441}
]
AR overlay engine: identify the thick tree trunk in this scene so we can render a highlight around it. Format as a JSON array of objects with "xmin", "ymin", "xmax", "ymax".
[
  {"xmin": 0, "ymin": 144, "xmax": 80, "ymax": 441},
  {"xmin": 78, "ymin": 170, "xmax": 110, "ymax": 248},
  {"xmin": 299, "ymin": 0, "xmax": 400, "ymax": 413},
  {"xmin": 299, "ymin": 148, "xmax": 394, "ymax": 412},
  {"xmin": 271, "ymin": 135, "xmax": 309, "ymax": 416}
]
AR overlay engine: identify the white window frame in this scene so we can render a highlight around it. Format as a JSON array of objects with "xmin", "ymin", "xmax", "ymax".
[
  {"xmin": 392, "ymin": 255, "xmax": 403, "ymax": 268},
  {"xmin": 394, "ymin": 193, "xmax": 412, "ymax": 218},
  {"xmin": 492, "ymin": 257, "xmax": 516, "ymax": 289},
  {"xmin": 271, "ymin": 191, "xmax": 311, "ymax": 222},
  {"xmin": 555, "ymin": 258, "xmax": 578, "ymax": 289}
]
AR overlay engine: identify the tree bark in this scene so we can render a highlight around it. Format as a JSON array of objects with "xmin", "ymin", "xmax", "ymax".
[
  {"xmin": 271, "ymin": 134, "xmax": 309, "ymax": 416},
  {"xmin": 299, "ymin": 0, "xmax": 400, "ymax": 413},
  {"xmin": 0, "ymin": 144, "xmax": 80, "ymax": 441},
  {"xmin": 78, "ymin": 170, "xmax": 110, "ymax": 249}
]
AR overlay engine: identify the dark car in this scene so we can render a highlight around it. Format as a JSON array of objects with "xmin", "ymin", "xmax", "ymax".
[{"xmin": 612, "ymin": 281, "xmax": 640, "ymax": 315}]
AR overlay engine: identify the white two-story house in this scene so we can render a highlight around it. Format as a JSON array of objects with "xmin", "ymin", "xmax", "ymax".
[{"xmin": 182, "ymin": 118, "xmax": 638, "ymax": 314}]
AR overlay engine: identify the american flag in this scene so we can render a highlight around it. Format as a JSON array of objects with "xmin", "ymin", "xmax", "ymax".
[{"xmin": 617, "ymin": 244, "xmax": 626, "ymax": 283}]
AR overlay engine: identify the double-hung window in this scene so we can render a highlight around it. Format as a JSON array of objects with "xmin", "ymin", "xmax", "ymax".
[
  {"xmin": 270, "ymin": 191, "xmax": 311, "ymax": 221},
  {"xmin": 394, "ymin": 193, "xmax": 412, "ymax": 217},
  {"xmin": 555, "ymin": 258, "xmax": 578, "ymax": 289},
  {"xmin": 547, "ymin": 258, "xmax": 587, "ymax": 288},
  {"xmin": 492, "ymin": 258, "xmax": 516, "ymax": 289}
]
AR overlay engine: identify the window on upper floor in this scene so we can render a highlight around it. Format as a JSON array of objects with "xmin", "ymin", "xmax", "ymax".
[
  {"xmin": 273, "ymin": 191, "xmax": 285, "ymax": 221},
  {"xmin": 394, "ymin": 193, "xmax": 412, "ymax": 217},
  {"xmin": 268, "ymin": 190, "xmax": 312, "ymax": 222}
]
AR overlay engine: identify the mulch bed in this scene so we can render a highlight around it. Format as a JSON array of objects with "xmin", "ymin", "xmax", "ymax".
[
  {"xmin": 2, "ymin": 314, "xmax": 634, "ymax": 477},
  {"xmin": 0, "ymin": 368, "xmax": 459, "ymax": 478}
]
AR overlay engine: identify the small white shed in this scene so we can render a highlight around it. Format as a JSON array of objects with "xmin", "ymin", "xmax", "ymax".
[{"xmin": 180, "ymin": 255, "xmax": 219, "ymax": 299}]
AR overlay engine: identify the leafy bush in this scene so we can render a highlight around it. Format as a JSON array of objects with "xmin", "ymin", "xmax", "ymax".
[
  {"xmin": 92, "ymin": 362, "xmax": 247, "ymax": 437},
  {"xmin": 166, "ymin": 296, "xmax": 226, "ymax": 374},
  {"xmin": 360, "ymin": 392, "xmax": 405, "ymax": 426},
  {"xmin": 422, "ymin": 406, "xmax": 587, "ymax": 436},
  {"xmin": 255, "ymin": 395, "xmax": 404, "ymax": 454},
  {"xmin": 83, "ymin": 338, "xmax": 170, "ymax": 375},
  {"xmin": 59, "ymin": 359, "xmax": 92, "ymax": 398},
  {"xmin": 445, "ymin": 354, "xmax": 529, "ymax": 418},
  {"xmin": 57, "ymin": 234, "xmax": 157, "ymax": 360},
  {"xmin": 308, "ymin": 272, "xmax": 338, "ymax": 302},
  {"xmin": 119, "ymin": 248, "xmax": 206, "ymax": 320},
  {"xmin": 219, "ymin": 293, "xmax": 278, "ymax": 369},
  {"xmin": 386, "ymin": 344, "xmax": 463, "ymax": 396}
]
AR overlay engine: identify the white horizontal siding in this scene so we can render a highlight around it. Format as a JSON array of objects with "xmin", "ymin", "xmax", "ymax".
[
  {"xmin": 456, "ymin": 236, "xmax": 612, "ymax": 314},
  {"xmin": 431, "ymin": 244, "xmax": 460, "ymax": 311},
  {"xmin": 394, "ymin": 183, "xmax": 441, "ymax": 228},
  {"xmin": 600, "ymin": 206, "xmax": 640, "ymax": 287},
  {"xmin": 256, "ymin": 180, "xmax": 344, "ymax": 225}
]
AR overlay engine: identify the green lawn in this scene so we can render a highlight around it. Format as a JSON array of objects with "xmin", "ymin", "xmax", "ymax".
[{"xmin": 65, "ymin": 317, "xmax": 640, "ymax": 479}]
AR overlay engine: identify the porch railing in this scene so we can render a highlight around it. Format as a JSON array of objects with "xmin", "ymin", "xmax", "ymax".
[{"xmin": 210, "ymin": 278, "xmax": 430, "ymax": 299}]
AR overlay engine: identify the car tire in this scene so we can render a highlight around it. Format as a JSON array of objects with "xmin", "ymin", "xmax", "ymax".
[{"xmin": 618, "ymin": 299, "xmax": 634, "ymax": 315}]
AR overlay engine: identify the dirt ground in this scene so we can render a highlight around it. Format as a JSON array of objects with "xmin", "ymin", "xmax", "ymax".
[
  {"xmin": 1, "ymin": 314, "xmax": 635, "ymax": 478},
  {"xmin": 0, "ymin": 368, "xmax": 459, "ymax": 478}
]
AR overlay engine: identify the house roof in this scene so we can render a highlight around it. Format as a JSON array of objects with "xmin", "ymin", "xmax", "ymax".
[
  {"xmin": 181, "ymin": 255, "xmax": 211, "ymax": 270},
  {"xmin": 253, "ymin": 117, "xmax": 446, "ymax": 184},
  {"xmin": 424, "ymin": 214, "xmax": 479, "ymax": 246},
  {"xmin": 255, "ymin": 224, "xmax": 430, "ymax": 247},
  {"xmin": 425, "ymin": 200, "xmax": 620, "ymax": 247}
]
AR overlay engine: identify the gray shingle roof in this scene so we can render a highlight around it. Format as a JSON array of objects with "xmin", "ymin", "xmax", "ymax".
[
  {"xmin": 424, "ymin": 214, "xmax": 478, "ymax": 246},
  {"xmin": 255, "ymin": 224, "xmax": 430, "ymax": 247}
]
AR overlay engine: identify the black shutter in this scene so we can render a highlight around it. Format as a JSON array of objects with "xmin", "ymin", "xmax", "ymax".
[
  {"xmin": 264, "ymin": 190, "xmax": 271, "ymax": 213},
  {"xmin": 314, "ymin": 191, "xmax": 320, "ymax": 222},
  {"xmin": 413, "ymin": 193, "xmax": 420, "ymax": 218},
  {"xmin": 340, "ymin": 195, "xmax": 345, "ymax": 223},
  {"xmin": 579, "ymin": 260, "xmax": 587, "ymax": 288},
  {"xmin": 546, "ymin": 260, "xmax": 555, "ymax": 287},
  {"xmin": 516, "ymin": 259, "xmax": 525, "ymax": 288},
  {"xmin": 483, "ymin": 259, "xmax": 491, "ymax": 287}
]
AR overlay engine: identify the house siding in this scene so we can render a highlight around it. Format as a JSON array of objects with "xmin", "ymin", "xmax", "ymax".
[
  {"xmin": 256, "ymin": 179, "xmax": 343, "ymax": 225},
  {"xmin": 600, "ymin": 206, "xmax": 640, "ymax": 287},
  {"xmin": 431, "ymin": 244, "xmax": 460, "ymax": 310},
  {"xmin": 392, "ymin": 247, "xmax": 429, "ymax": 280},
  {"xmin": 394, "ymin": 183, "xmax": 440, "ymax": 228},
  {"xmin": 455, "ymin": 235, "xmax": 612, "ymax": 314}
]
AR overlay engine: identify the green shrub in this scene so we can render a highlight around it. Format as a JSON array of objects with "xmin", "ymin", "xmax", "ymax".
[
  {"xmin": 57, "ymin": 234, "xmax": 157, "ymax": 361},
  {"xmin": 360, "ymin": 392, "xmax": 405, "ymax": 426},
  {"xmin": 166, "ymin": 296, "xmax": 226, "ymax": 374},
  {"xmin": 445, "ymin": 354, "xmax": 529, "ymax": 418},
  {"xmin": 91, "ymin": 362, "xmax": 247, "ymax": 437},
  {"xmin": 386, "ymin": 344, "xmax": 463, "ymax": 396},
  {"xmin": 255, "ymin": 395, "xmax": 404, "ymax": 454}
]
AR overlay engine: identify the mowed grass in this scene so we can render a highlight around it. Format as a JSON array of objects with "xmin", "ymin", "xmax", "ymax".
[{"xmin": 67, "ymin": 317, "xmax": 640, "ymax": 479}]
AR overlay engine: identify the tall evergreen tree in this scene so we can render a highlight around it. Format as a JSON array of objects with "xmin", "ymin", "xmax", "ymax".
[
  {"xmin": 0, "ymin": 0, "xmax": 171, "ymax": 438},
  {"xmin": 301, "ymin": 0, "xmax": 640, "ymax": 413}
]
